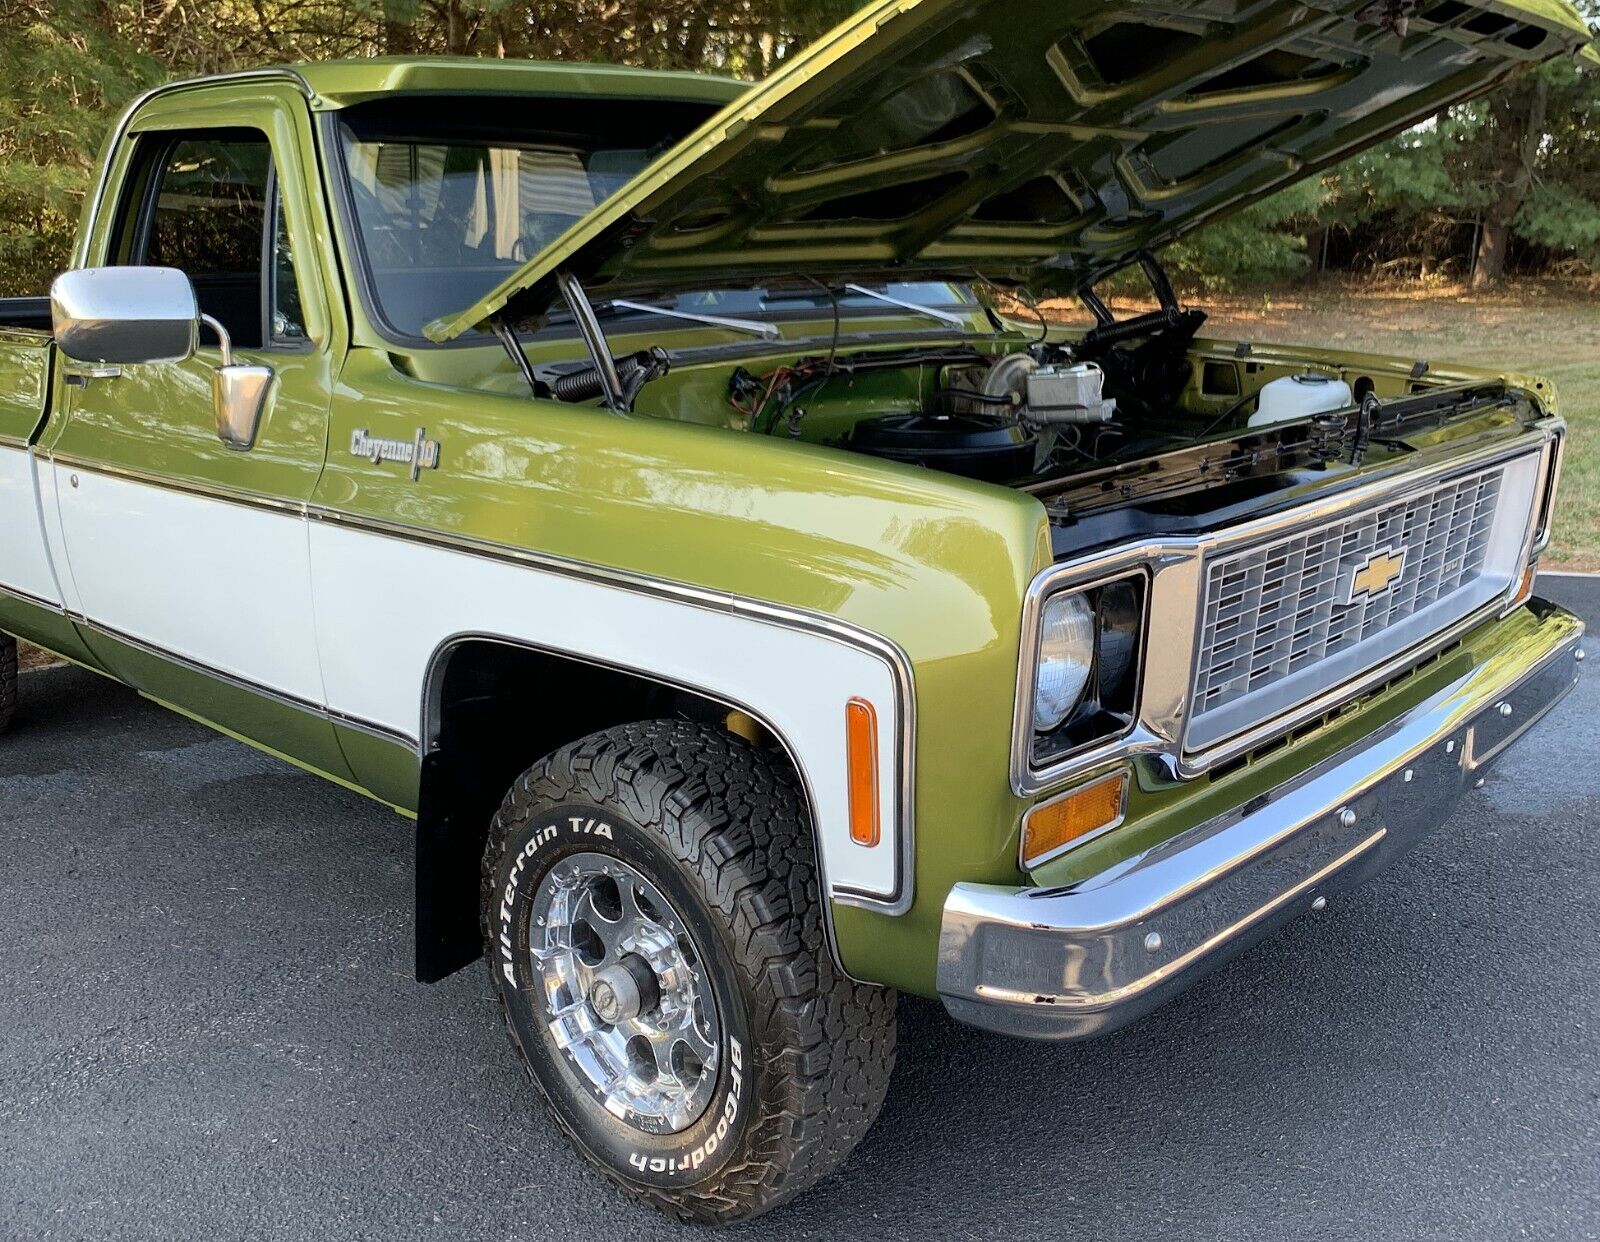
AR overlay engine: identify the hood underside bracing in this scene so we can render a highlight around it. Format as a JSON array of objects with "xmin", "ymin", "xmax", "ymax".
[{"xmin": 432, "ymin": 0, "xmax": 1594, "ymax": 340}]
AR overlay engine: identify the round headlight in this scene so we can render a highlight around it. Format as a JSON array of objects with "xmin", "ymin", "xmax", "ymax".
[{"xmin": 1034, "ymin": 591, "xmax": 1095, "ymax": 732}]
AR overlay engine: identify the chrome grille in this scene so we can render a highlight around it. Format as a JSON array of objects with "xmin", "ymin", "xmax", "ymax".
[{"xmin": 1188, "ymin": 457, "xmax": 1532, "ymax": 752}]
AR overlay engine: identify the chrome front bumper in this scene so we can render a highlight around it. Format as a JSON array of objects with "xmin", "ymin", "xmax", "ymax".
[{"xmin": 938, "ymin": 605, "xmax": 1586, "ymax": 1041}]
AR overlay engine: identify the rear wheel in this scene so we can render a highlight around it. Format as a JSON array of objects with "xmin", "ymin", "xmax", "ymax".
[
  {"xmin": 481, "ymin": 720, "xmax": 896, "ymax": 1224},
  {"xmin": 0, "ymin": 634, "xmax": 16, "ymax": 735}
]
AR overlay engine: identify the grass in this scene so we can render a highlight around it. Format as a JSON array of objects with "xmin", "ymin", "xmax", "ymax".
[
  {"xmin": 1051, "ymin": 275, "xmax": 1600, "ymax": 570},
  {"xmin": 17, "ymin": 644, "xmax": 60, "ymax": 672}
]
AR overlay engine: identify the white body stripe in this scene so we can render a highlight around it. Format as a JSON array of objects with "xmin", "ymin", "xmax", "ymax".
[
  {"xmin": 308, "ymin": 520, "xmax": 904, "ymax": 906},
  {"xmin": 0, "ymin": 454, "xmax": 906, "ymax": 908},
  {"xmin": 50, "ymin": 464, "xmax": 329, "ymax": 706},
  {"xmin": 0, "ymin": 445, "xmax": 64, "ymax": 606}
]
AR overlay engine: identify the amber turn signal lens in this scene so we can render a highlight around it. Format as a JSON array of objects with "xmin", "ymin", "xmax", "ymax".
[
  {"xmin": 845, "ymin": 697, "xmax": 881, "ymax": 847},
  {"xmin": 1512, "ymin": 562, "xmax": 1538, "ymax": 608},
  {"xmin": 1022, "ymin": 769, "xmax": 1128, "ymax": 868}
]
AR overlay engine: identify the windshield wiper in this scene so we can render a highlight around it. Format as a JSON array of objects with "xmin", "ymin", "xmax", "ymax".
[
  {"xmin": 842, "ymin": 283, "xmax": 972, "ymax": 328},
  {"xmin": 602, "ymin": 298, "xmax": 781, "ymax": 340}
]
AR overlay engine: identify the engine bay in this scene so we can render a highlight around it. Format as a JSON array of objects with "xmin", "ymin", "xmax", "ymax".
[
  {"xmin": 729, "ymin": 336, "xmax": 1200, "ymax": 482},
  {"xmin": 509, "ymin": 262, "xmax": 1538, "ymax": 531},
  {"xmin": 706, "ymin": 329, "xmax": 1533, "ymax": 536}
]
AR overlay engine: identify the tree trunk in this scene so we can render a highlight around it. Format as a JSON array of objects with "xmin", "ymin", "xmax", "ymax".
[
  {"xmin": 381, "ymin": 0, "xmax": 416, "ymax": 54},
  {"xmin": 1470, "ymin": 74, "xmax": 1548, "ymax": 290},
  {"xmin": 444, "ymin": 0, "xmax": 477, "ymax": 54},
  {"xmin": 1473, "ymin": 221, "xmax": 1510, "ymax": 289}
]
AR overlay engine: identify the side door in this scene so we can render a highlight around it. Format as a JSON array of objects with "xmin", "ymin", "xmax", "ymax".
[{"xmin": 42, "ymin": 89, "xmax": 353, "ymax": 778}]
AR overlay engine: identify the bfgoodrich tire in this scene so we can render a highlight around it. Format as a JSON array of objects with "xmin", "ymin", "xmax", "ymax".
[
  {"xmin": 481, "ymin": 720, "xmax": 896, "ymax": 1224},
  {"xmin": 0, "ymin": 633, "xmax": 16, "ymax": 735}
]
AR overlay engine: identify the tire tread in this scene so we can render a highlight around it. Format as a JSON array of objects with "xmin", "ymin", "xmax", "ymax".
[
  {"xmin": 0, "ymin": 634, "xmax": 16, "ymax": 735},
  {"xmin": 480, "ymin": 720, "xmax": 896, "ymax": 1224}
]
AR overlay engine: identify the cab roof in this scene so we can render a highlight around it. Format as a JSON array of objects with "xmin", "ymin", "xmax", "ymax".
[{"xmin": 284, "ymin": 57, "xmax": 749, "ymax": 111}]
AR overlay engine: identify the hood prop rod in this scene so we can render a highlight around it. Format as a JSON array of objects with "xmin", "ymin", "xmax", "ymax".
[
  {"xmin": 557, "ymin": 271, "xmax": 627, "ymax": 412},
  {"xmin": 492, "ymin": 318, "xmax": 546, "ymax": 398}
]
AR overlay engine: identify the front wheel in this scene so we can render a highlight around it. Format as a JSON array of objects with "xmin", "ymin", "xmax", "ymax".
[
  {"xmin": 0, "ymin": 634, "xmax": 16, "ymax": 735},
  {"xmin": 481, "ymin": 720, "xmax": 896, "ymax": 1224}
]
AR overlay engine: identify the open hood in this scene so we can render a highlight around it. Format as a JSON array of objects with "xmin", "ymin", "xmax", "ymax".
[{"xmin": 430, "ymin": 0, "xmax": 1595, "ymax": 340}]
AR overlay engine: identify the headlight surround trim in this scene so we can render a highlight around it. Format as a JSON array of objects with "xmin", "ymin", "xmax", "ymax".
[{"xmin": 1028, "ymin": 572, "xmax": 1150, "ymax": 766}]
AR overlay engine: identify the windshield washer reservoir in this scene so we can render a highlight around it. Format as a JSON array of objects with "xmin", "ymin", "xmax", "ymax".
[{"xmin": 1251, "ymin": 373, "xmax": 1354, "ymax": 428}]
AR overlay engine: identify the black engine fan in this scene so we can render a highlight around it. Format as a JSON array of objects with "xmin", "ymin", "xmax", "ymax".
[{"xmin": 843, "ymin": 413, "xmax": 1039, "ymax": 482}]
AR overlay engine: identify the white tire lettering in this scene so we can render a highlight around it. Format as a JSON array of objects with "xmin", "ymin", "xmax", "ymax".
[{"xmin": 625, "ymin": 1036, "xmax": 746, "ymax": 1177}]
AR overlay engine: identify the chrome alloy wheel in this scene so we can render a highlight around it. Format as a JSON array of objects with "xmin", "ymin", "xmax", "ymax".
[{"xmin": 528, "ymin": 851, "xmax": 721, "ymax": 1135}]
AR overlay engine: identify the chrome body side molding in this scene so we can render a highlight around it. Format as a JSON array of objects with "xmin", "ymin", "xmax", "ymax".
[
  {"xmin": 0, "ymin": 583, "xmax": 417, "ymax": 751},
  {"xmin": 19, "ymin": 451, "xmax": 919, "ymax": 917}
]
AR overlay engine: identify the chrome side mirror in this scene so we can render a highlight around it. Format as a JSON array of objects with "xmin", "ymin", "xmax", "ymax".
[
  {"xmin": 51, "ymin": 266, "xmax": 198, "ymax": 365},
  {"xmin": 50, "ymin": 266, "xmax": 274, "ymax": 453}
]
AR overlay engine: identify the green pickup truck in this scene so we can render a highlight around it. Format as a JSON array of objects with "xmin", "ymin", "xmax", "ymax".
[{"xmin": 0, "ymin": 0, "xmax": 1592, "ymax": 1222}]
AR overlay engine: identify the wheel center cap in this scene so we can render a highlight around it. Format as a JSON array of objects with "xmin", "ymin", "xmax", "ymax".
[{"xmin": 589, "ymin": 957, "xmax": 653, "ymax": 1025}]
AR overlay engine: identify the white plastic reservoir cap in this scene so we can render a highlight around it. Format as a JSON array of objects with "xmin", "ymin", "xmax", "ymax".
[{"xmin": 1250, "ymin": 372, "xmax": 1353, "ymax": 428}]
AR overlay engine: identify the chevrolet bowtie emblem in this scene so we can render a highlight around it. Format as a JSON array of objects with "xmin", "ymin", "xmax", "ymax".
[{"xmin": 1341, "ymin": 546, "xmax": 1407, "ymax": 605}]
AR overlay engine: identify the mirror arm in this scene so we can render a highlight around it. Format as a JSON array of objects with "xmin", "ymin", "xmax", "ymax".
[{"xmin": 199, "ymin": 313, "xmax": 235, "ymax": 368}]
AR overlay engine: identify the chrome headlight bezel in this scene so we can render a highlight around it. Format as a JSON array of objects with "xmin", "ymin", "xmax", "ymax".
[{"xmin": 1024, "ymin": 572, "xmax": 1149, "ymax": 772}]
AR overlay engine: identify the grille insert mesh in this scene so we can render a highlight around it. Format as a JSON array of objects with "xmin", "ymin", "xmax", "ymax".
[{"xmin": 1192, "ymin": 465, "xmax": 1509, "ymax": 742}]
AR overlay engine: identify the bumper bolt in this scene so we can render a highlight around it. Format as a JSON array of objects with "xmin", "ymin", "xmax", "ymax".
[
  {"xmin": 1143, "ymin": 931, "xmax": 1163, "ymax": 953},
  {"xmin": 1576, "ymin": 648, "xmax": 1586, "ymax": 663},
  {"xmin": 1497, "ymin": 702, "xmax": 1513, "ymax": 718},
  {"xmin": 1311, "ymin": 895, "xmax": 1327, "ymax": 912},
  {"xmin": 1337, "ymin": 806, "xmax": 1358, "ymax": 828},
  {"xmin": 1445, "ymin": 740, "xmax": 1456, "ymax": 755}
]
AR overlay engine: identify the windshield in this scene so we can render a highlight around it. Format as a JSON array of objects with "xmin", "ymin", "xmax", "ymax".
[{"xmin": 334, "ymin": 97, "xmax": 979, "ymax": 340}]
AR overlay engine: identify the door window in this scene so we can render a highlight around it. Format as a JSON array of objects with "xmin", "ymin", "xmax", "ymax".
[{"xmin": 119, "ymin": 129, "xmax": 305, "ymax": 348}]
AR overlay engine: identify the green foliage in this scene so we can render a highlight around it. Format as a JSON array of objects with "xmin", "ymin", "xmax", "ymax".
[
  {"xmin": 1516, "ymin": 180, "xmax": 1600, "ymax": 265},
  {"xmin": 0, "ymin": 2, "xmax": 161, "ymax": 296},
  {"xmin": 1162, "ymin": 177, "xmax": 1329, "ymax": 292}
]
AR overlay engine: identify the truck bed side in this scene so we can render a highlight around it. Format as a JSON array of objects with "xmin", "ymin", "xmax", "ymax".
[
  {"xmin": 0, "ymin": 317, "xmax": 69, "ymax": 629},
  {"xmin": 0, "ymin": 308, "xmax": 53, "ymax": 445}
]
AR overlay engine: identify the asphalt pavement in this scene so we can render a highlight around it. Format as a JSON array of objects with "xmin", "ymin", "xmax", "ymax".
[{"xmin": 2, "ymin": 577, "xmax": 1597, "ymax": 1242}]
